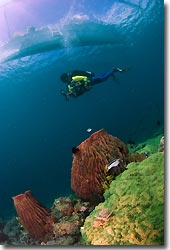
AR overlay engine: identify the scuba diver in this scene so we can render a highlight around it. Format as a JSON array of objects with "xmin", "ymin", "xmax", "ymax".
[{"xmin": 60, "ymin": 67, "xmax": 128, "ymax": 100}]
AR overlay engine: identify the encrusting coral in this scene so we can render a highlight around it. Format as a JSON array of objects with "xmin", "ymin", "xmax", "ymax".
[
  {"xmin": 81, "ymin": 152, "xmax": 164, "ymax": 245},
  {"xmin": 128, "ymin": 134, "xmax": 163, "ymax": 155},
  {"xmin": 12, "ymin": 190, "xmax": 54, "ymax": 243},
  {"xmin": 92, "ymin": 208, "xmax": 113, "ymax": 228},
  {"xmin": 71, "ymin": 129, "xmax": 146, "ymax": 202}
]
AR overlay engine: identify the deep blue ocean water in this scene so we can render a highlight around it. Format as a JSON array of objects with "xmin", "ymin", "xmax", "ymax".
[{"xmin": 0, "ymin": 0, "xmax": 163, "ymax": 218}]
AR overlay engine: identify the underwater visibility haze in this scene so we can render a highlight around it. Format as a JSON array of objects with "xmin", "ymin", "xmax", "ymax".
[{"xmin": 0, "ymin": 0, "xmax": 163, "ymax": 220}]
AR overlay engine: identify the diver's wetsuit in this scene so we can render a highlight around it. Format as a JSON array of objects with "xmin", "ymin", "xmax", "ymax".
[
  {"xmin": 91, "ymin": 68, "xmax": 119, "ymax": 85},
  {"xmin": 60, "ymin": 68, "xmax": 126, "ymax": 99},
  {"xmin": 67, "ymin": 68, "xmax": 119, "ymax": 85}
]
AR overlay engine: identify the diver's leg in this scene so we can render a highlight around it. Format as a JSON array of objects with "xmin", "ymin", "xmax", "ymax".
[
  {"xmin": 91, "ymin": 68, "xmax": 129, "ymax": 85},
  {"xmin": 91, "ymin": 69, "xmax": 114, "ymax": 85}
]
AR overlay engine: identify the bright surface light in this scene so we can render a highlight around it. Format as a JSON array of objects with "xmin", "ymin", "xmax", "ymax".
[{"xmin": 0, "ymin": 0, "xmax": 13, "ymax": 7}]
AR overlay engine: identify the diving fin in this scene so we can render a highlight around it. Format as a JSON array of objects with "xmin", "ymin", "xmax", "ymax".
[{"xmin": 114, "ymin": 67, "xmax": 130, "ymax": 73}]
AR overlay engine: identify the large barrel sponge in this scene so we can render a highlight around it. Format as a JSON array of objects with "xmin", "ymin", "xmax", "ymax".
[{"xmin": 71, "ymin": 129, "xmax": 129, "ymax": 202}]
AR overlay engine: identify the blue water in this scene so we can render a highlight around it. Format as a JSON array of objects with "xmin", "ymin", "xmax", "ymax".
[{"xmin": 0, "ymin": 0, "xmax": 164, "ymax": 218}]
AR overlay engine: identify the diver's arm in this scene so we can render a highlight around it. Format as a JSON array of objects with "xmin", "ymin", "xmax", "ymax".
[
  {"xmin": 60, "ymin": 90, "xmax": 69, "ymax": 101},
  {"xmin": 85, "ymin": 71, "xmax": 95, "ymax": 77}
]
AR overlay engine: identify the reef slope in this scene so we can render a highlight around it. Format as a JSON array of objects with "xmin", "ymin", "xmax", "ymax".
[{"xmin": 81, "ymin": 150, "xmax": 164, "ymax": 245}]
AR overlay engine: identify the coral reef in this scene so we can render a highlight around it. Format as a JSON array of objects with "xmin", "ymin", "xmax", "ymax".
[
  {"xmin": 0, "ymin": 132, "xmax": 164, "ymax": 246},
  {"xmin": 127, "ymin": 152, "xmax": 146, "ymax": 163},
  {"xmin": 81, "ymin": 152, "xmax": 164, "ymax": 245},
  {"xmin": 2, "ymin": 196, "xmax": 93, "ymax": 245},
  {"xmin": 0, "ymin": 232, "xmax": 8, "ymax": 244},
  {"xmin": 0, "ymin": 216, "xmax": 23, "ymax": 245},
  {"xmin": 71, "ymin": 129, "xmax": 146, "ymax": 203},
  {"xmin": 128, "ymin": 134, "xmax": 163, "ymax": 155},
  {"xmin": 2, "ymin": 216, "xmax": 39, "ymax": 245},
  {"xmin": 92, "ymin": 208, "xmax": 113, "ymax": 228},
  {"xmin": 12, "ymin": 190, "xmax": 54, "ymax": 243},
  {"xmin": 49, "ymin": 197, "xmax": 94, "ymax": 245},
  {"xmin": 71, "ymin": 129, "xmax": 129, "ymax": 202},
  {"xmin": 158, "ymin": 136, "xmax": 164, "ymax": 152},
  {"xmin": 0, "ymin": 218, "xmax": 8, "ymax": 244}
]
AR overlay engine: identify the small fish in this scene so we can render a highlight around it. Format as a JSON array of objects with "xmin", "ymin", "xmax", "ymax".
[
  {"xmin": 107, "ymin": 158, "xmax": 120, "ymax": 171},
  {"xmin": 72, "ymin": 146, "xmax": 80, "ymax": 154},
  {"xmin": 87, "ymin": 128, "xmax": 92, "ymax": 133}
]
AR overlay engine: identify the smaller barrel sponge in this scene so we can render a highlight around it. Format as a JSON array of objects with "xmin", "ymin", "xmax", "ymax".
[
  {"xmin": 81, "ymin": 152, "xmax": 164, "ymax": 245},
  {"xmin": 71, "ymin": 129, "xmax": 129, "ymax": 202},
  {"xmin": 12, "ymin": 190, "xmax": 54, "ymax": 243}
]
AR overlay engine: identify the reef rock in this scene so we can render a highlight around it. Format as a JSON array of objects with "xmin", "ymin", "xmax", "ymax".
[
  {"xmin": 81, "ymin": 152, "xmax": 164, "ymax": 245},
  {"xmin": 10, "ymin": 195, "xmax": 93, "ymax": 245}
]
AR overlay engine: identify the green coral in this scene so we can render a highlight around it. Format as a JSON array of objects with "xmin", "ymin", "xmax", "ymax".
[
  {"xmin": 81, "ymin": 152, "xmax": 164, "ymax": 245},
  {"xmin": 128, "ymin": 134, "xmax": 163, "ymax": 154}
]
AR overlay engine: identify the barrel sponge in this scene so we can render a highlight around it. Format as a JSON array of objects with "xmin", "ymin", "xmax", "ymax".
[
  {"xmin": 12, "ymin": 190, "xmax": 54, "ymax": 242},
  {"xmin": 71, "ymin": 129, "xmax": 129, "ymax": 202}
]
